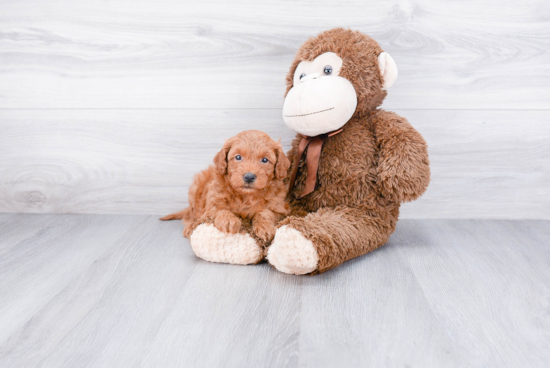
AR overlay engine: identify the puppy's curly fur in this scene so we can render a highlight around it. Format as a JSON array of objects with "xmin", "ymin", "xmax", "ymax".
[{"xmin": 161, "ymin": 130, "xmax": 290, "ymax": 242}]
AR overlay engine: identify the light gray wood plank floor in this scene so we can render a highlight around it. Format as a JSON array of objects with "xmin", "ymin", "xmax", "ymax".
[{"xmin": 0, "ymin": 215, "xmax": 548, "ymax": 367}]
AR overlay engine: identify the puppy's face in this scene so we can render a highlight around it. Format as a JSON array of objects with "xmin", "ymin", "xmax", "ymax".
[{"xmin": 214, "ymin": 131, "xmax": 290, "ymax": 194}]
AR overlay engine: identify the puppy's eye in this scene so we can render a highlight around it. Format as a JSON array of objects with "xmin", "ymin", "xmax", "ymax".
[
  {"xmin": 324, "ymin": 65, "xmax": 332, "ymax": 75},
  {"xmin": 299, "ymin": 73, "xmax": 306, "ymax": 80},
  {"xmin": 235, "ymin": 155, "xmax": 242, "ymax": 161},
  {"xmin": 261, "ymin": 158, "xmax": 269, "ymax": 163}
]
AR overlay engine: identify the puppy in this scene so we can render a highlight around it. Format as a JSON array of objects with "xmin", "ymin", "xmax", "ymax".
[{"xmin": 161, "ymin": 130, "xmax": 290, "ymax": 242}]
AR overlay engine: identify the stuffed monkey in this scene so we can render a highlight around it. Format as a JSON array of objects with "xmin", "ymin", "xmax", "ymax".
[{"xmin": 189, "ymin": 28, "xmax": 430, "ymax": 274}]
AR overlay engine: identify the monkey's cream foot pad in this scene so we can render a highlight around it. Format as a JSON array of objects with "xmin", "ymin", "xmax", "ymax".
[
  {"xmin": 267, "ymin": 225, "xmax": 319, "ymax": 275},
  {"xmin": 190, "ymin": 223, "xmax": 263, "ymax": 265}
]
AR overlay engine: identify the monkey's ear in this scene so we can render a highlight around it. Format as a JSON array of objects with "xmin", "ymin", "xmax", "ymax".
[
  {"xmin": 213, "ymin": 138, "xmax": 234, "ymax": 175},
  {"xmin": 378, "ymin": 52, "xmax": 398, "ymax": 89},
  {"xmin": 274, "ymin": 144, "xmax": 290, "ymax": 180}
]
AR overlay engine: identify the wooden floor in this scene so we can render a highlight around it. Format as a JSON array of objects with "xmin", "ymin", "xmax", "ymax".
[{"xmin": 0, "ymin": 214, "xmax": 548, "ymax": 367}]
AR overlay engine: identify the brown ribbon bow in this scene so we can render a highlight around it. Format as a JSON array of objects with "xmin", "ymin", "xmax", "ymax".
[{"xmin": 288, "ymin": 129, "xmax": 343, "ymax": 198}]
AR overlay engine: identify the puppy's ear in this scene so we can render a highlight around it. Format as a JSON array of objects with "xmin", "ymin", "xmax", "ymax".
[
  {"xmin": 274, "ymin": 144, "xmax": 290, "ymax": 180},
  {"xmin": 214, "ymin": 138, "xmax": 235, "ymax": 175}
]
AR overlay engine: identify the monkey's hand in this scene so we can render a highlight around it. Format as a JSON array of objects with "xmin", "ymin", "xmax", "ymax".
[{"xmin": 372, "ymin": 111, "xmax": 430, "ymax": 203}]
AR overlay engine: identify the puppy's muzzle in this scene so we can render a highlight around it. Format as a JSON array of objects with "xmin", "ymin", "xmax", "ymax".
[{"xmin": 243, "ymin": 173, "xmax": 256, "ymax": 184}]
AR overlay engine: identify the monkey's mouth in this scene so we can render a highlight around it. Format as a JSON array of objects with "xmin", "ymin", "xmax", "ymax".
[{"xmin": 283, "ymin": 107, "xmax": 334, "ymax": 118}]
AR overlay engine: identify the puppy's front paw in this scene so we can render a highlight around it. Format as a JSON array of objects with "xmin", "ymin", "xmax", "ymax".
[
  {"xmin": 214, "ymin": 211, "xmax": 242, "ymax": 234},
  {"xmin": 252, "ymin": 220, "xmax": 276, "ymax": 242}
]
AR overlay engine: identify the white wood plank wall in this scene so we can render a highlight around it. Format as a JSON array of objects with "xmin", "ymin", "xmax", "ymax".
[{"xmin": 0, "ymin": 0, "xmax": 549, "ymax": 218}]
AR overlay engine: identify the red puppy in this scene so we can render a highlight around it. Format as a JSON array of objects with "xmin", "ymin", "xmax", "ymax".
[{"xmin": 161, "ymin": 130, "xmax": 290, "ymax": 242}]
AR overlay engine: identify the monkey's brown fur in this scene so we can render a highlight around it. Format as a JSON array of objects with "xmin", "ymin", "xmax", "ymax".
[
  {"xmin": 280, "ymin": 28, "xmax": 430, "ymax": 273},
  {"xmin": 161, "ymin": 130, "xmax": 289, "ymax": 243}
]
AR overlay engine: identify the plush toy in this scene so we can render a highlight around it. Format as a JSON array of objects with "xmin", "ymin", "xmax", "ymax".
[{"xmin": 189, "ymin": 28, "xmax": 430, "ymax": 274}]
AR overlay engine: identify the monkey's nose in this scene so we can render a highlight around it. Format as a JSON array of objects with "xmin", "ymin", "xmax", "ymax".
[{"xmin": 243, "ymin": 173, "xmax": 256, "ymax": 184}]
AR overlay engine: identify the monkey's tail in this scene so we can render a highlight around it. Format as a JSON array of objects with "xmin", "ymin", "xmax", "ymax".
[{"xmin": 159, "ymin": 207, "xmax": 193, "ymax": 221}]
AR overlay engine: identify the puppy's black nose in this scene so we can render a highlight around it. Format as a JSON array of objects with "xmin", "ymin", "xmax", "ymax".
[{"xmin": 243, "ymin": 173, "xmax": 256, "ymax": 184}]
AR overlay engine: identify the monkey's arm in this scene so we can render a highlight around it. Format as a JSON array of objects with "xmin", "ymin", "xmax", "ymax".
[{"xmin": 371, "ymin": 111, "xmax": 430, "ymax": 202}]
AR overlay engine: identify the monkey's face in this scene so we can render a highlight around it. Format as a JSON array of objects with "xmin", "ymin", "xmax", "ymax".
[
  {"xmin": 282, "ymin": 30, "xmax": 399, "ymax": 137},
  {"xmin": 282, "ymin": 52, "xmax": 357, "ymax": 137}
]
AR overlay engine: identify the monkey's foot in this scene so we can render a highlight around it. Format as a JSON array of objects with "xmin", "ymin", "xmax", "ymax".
[
  {"xmin": 189, "ymin": 224, "xmax": 264, "ymax": 264},
  {"xmin": 190, "ymin": 224, "xmax": 264, "ymax": 265},
  {"xmin": 266, "ymin": 225, "xmax": 319, "ymax": 275}
]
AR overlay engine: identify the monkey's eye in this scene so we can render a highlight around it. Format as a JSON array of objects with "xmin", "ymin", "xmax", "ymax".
[
  {"xmin": 235, "ymin": 155, "xmax": 242, "ymax": 161},
  {"xmin": 299, "ymin": 73, "xmax": 306, "ymax": 80},
  {"xmin": 261, "ymin": 157, "xmax": 269, "ymax": 163},
  {"xmin": 324, "ymin": 65, "xmax": 332, "ymax": 75}
]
